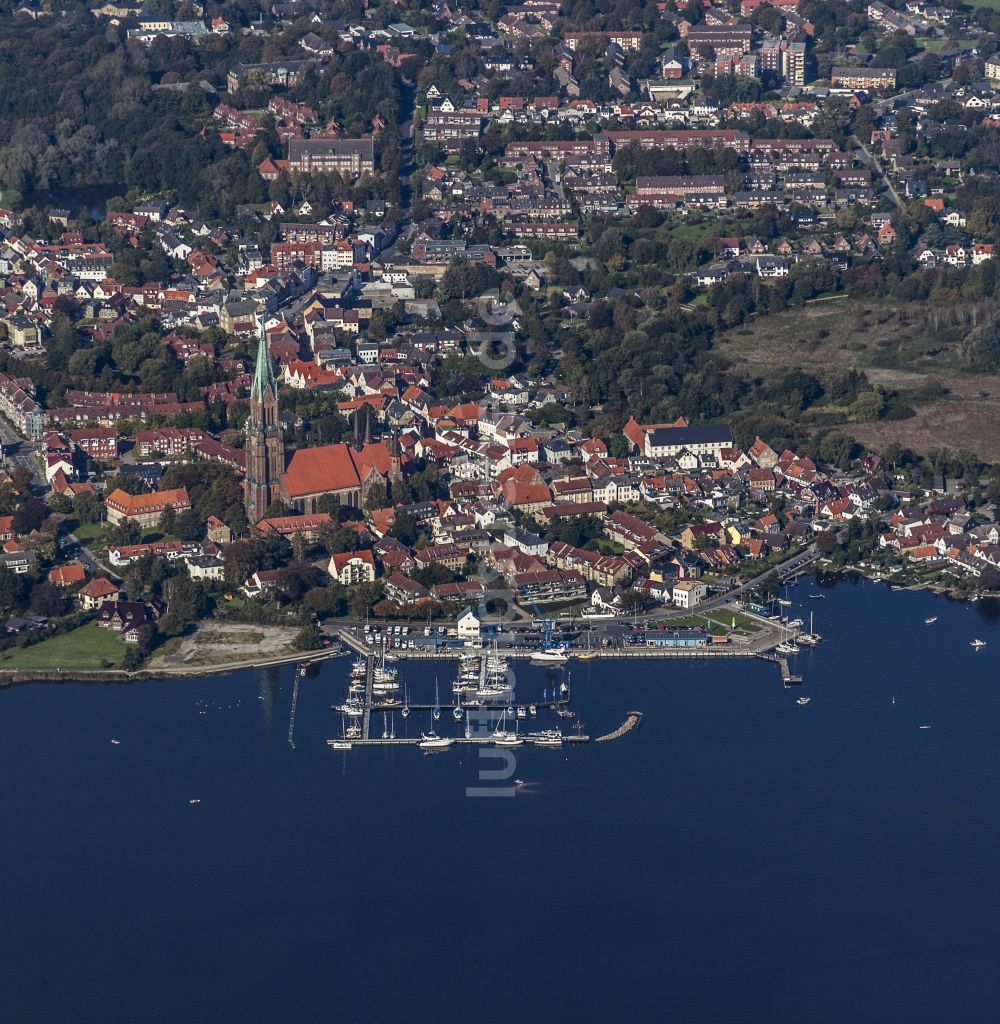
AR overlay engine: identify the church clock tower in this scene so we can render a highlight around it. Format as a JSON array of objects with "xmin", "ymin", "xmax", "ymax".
[{"xmin": 244, "ymin": 321, "xmax": 284, "ymax": 525}]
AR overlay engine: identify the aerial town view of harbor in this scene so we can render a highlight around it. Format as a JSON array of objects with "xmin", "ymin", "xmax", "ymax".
[{"xmin": 5, "ymin": 0, "xmax": 1000, "ymax": 1018}]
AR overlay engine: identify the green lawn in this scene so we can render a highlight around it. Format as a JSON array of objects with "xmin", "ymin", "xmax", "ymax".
[
  {"xmin": 71, "ymin": 521, "xmax": 106, "ymax": 544},
  {"xmin": 0, "ymin": 622, "xmax": 126, "ymax": 670},
  {"xmin": 702, "ymin": 609, "xmax": 757, "ymax": 632}
]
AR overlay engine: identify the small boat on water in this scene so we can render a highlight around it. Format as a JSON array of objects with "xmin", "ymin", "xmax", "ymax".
[
  {"xmin": 533, "ymin": 729, "xmax": 564, "ymax": 748},
  {"xmin": 796, "ymin": 697, "xmax": 811, "ymax": 706},
  {"xmin": 787, "ymin": 617, "xmax": 804, "ymax": 629},
  {"xmin": 419, "ymin": 732, "xmax": 454, "ymax": 752},
  {"xmin": 189, "ymin": 799, "xmax": 201, "ymax": 805},
  {"xmin": 516, "ymin": 706, "xmax": 527, "ymax": 719},
  {"xmin": 919, "ymin": 725, "xmax": 932, "ymax": 730},
  {"xmin": 971, "ymin": 639, "xmax": 987, "ymax": 649},
  {"xmin": 528, "ymin": 704, "xmax": 537, "ymax": 717},
  {"xmin": 775, "ymin": 642, "xmax": 798, "ymax": 655},
  {"xmin": 110, "ymin": 739, "xmax": 121, "ymax": 746},
  {"xmin": 331, "ymin": 740, "xmax": 352, "ymax": 751},
  {"xmin": 809, "ymin": 593, "xmax": 825, "ymax": 600},
  {"xmin": 531, "ymin": 645, "xmax": 569, "ymax": 664},
  {"xmin": 925, "ymin": 617, "xmax": 938, "ymax": 625}
]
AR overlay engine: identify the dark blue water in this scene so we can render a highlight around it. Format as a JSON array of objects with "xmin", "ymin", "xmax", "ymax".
[{"xmin": 3, "ymin": 579, "xmax": 1000, "ymax": 1023}]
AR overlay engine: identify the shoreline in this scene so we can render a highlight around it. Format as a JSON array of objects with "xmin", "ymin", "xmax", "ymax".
[{"xmin": 5, "ymin": 574, "xmax": 994, "ymax": 687}]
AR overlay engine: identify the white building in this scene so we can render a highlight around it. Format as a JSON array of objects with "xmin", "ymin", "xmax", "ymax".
[
  {"xmin": 672, "ymin": 580, "xmax": 708, "ymax": 609},
  {"xmin": 457, "ymin": 606, "xmax": 481, "ymax": 640}
]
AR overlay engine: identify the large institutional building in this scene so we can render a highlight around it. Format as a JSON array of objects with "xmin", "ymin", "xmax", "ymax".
[
  {"xmin": 244, "ymin": 328, "xmax": 401, "ymax": 522},
  {"xmin": 286, "ymin": 138, "xmax": 375, "ymax": 178}
]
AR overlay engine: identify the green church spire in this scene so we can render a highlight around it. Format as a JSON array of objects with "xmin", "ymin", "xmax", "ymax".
[{"xmin": 251, "ymin": 318, "xmax": 277, "ymax": 401}]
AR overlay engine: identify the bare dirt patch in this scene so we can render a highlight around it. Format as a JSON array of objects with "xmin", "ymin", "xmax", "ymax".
[{"xmin": 147, "ymin": 623, "xmax": 300, "ymax": 671}]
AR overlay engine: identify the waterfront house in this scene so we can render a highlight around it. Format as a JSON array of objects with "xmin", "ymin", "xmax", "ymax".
[
  {"xmin": 78, "ymin": 577, "xmax": 121, "ymax": 610},
  {"xmin": 672, "ymin": 580, "xmax": 709, "ymax": 608},
  {"xmin": 647, "ymin": 628, "xmax": 709, "ymax": 648},
  {"xmin": 95, "ymin": 600, "xmax": 150, "ymax": 639},
  {"xmin": 456, "ymin": 606, "xmax": 481, "ymax": 640}
]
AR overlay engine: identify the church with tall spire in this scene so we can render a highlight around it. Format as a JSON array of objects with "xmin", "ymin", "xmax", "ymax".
[{"xmin": 244, "ymin": 320, "xmax": 285, "ymax": 524}]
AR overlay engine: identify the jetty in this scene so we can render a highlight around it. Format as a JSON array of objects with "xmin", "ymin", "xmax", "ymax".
[{"xmin": 596, "ymin": 711, "xmax": 644, "ymax": 743}]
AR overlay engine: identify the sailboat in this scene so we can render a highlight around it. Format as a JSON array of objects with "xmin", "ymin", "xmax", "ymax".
[
  {"xmin": 401, "ymin": 685, "xmax": 410, "ymax": 719},
  {"xmin": 924, "ymin": 616, "xmax": 938, "ymax": 625},
  {"xmin": 795, "ymin": 611, "xmax": 822, "ymax": 646},
  {"xmin": 971, "ymin": 638, "xmax": 987, "ymax": 649},
  {"xmin": 492, "ymin": 707, "xmax": 523, "ymax": 747},
  {"xmin": 332, "ymin": 719, "xmax": 353, "ymax": 750},
  {"xmin": 576, "ymin": 626, "xmax": 598, "ymax": 661},
  {"xmin": 433, "ymin": 678, "xmax": 442, "ymax": 720},
  {"xmin": 371, "ymin": 646, "xmax": 399, "ymax": 693}
]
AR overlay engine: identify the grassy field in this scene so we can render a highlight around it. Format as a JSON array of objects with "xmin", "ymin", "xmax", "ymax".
[
  {"xmin": 71, "ymin": 521, "xmax": 106, "ymax": 544},
  {"xmin": 716, "ymin": 298, "xmax": 1000, "ymax": 460},
  {"xmin": 0, "ymin": 622, "xmax": 125, "ymax": 671}
]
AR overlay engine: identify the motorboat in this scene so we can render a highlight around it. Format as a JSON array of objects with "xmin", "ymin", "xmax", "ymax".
[
  {"xmin": 795, "ymin": 697, "xmax": 811, "ymax": 706},
  {"xmin": 919, "ymin": 725, "xmax": 932, "ymax": 730},
  {"xmin": 516, "ymin": 706, "xmax": 527, "ymax": 719},
  {"xmin": 331, "ymin": 740, "xmax": 352, "ymax": 751},
  {"xmin": 419, "ymin": 733, "xmax": 454, "ymax": 751},
  {"xmin": 925, "ymin": 617, "xmax": 938, "ymax": 624},
  {"xmin": 530, "ymin": 645, "xmax": 569, "ymax": 664},
  {"xmin": 533, "ymin": 729, "xmax": 564, "ymax": 747},
  {"xmin": 188, "ymin": 799, "xmax": 201, "ymax": 805},
  {"xmin": 971, "ymin": 639, "xmax": 987, "ymax": 649}
]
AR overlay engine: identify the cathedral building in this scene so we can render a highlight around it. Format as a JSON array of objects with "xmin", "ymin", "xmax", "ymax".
[{"xmin": 281, "ymin": 408, "xmax": 403, "ymax": 514}]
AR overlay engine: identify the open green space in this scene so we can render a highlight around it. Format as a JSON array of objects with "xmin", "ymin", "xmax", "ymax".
[
  {"xmin": 71, "ymin": 521, "xmax": 106, "ymax": 544},
  {"xmin": 0, "ymin": 622, "xmax": 126, "ymax": 670}
]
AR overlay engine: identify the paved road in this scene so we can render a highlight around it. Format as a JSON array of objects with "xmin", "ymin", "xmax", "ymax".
[
  {"xmin": 0, "ymin": 416, "xmax": 43, "ymax": 487},
  {"xmin": 851, "ymin": 135, "xmax": 903, "ymax": 210}
]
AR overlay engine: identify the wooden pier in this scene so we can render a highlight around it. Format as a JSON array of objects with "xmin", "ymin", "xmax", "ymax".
[{"xmin": 328, "ymin": 734, "xmax": 589, "ymax": 749}]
